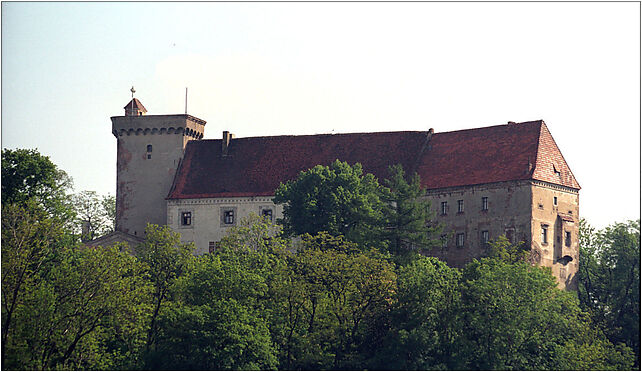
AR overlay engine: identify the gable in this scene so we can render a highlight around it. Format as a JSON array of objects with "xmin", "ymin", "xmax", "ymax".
[
  {"xmin": 531, "ymin": 123, "xmax": 581, "ymax": 189},
  {"xmin": 167, "ymin": 120, "xmax": 579, "ymax": 199}
]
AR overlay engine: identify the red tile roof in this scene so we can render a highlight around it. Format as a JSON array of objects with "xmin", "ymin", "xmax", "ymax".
[
  {"xmin": 167, "ymin": 120, "xmax": 580, "ymax": 199},
  {"xmin": 124, "ymin": 98, "xmax": 147, "ymax": 112}
]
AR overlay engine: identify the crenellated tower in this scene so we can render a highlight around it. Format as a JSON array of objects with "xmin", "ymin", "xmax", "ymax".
[{"xmin": 111, "ymin": 96, "xmax": 206, "ymax": 237}]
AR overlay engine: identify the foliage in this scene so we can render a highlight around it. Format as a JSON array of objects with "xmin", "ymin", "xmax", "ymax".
[
  {"xmin": 72, "ymin": 191, "xmax": 116, "ymax": 241},
  {"xmin": 381, "ymin": 164, "xmax": 442, "ymax": 262},
  {"xmin": 134, "ymin": 224, "xmax": 195, "ymax": 358},
  {"xmin": 274, "ymin": 160, "xmax": 386, "ymax": 249},
  {"xmin": 578, "ymin": 218, "xmax": 641, "ymax": 367},
  {"xmin": 486, "ymin": 234, "xmax": 529, "ymax": 263},
  {"xmin": 1, "ymin": 148, "xmax": 74, "ymax": 223},
  {"xmin": 383, "ymin": 257, "xmax": 462, "ymax": 370},
  {"xmin": 458, "ymin": 257, "xmax": 633, "ymax": 370}
]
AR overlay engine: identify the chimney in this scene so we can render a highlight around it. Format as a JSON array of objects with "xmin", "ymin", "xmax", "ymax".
[{"xmin": 222, "ymin": 131, "xmax": 235, "ymax": 156}]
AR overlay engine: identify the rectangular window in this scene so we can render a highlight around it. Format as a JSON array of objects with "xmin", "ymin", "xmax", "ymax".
[
  {"xmin": 481, "ymin": 230, "xmax": 489, "ymax": 245},
  {"xmin": 456, "ymin": 233, "xmax": 465, "ymax": 248},
  {"xmin": 554, "ymin": 196, "xmax": 558, "ymax": 206},
  {"xmin": 482, "ymin": 197, "xmax": 488, "ymax": 211},
  {"xmin": 146, "ymin": 144, "xmax": 153, "ymax": 152},
  {"xmin": 224, "ymin": 210, "xmax": 235, "ymax": 224},
  {"xmin": 541, "ymin": 224, "xmax": 548, "ymax": 244},
  {"xmin": 441, "ymin": 201, "xmax": 447, "ymax": 215},
  {"xmin": 441, "ymin": 234, "xmax": 448, "ymax": 249},
  {"xmin": 565, "ymin": 231, "xmax": 571, "ymax": 247},
  {"xmin": 181, "ymin": 212, "xmax": 192, "ymax": 226},
  {"xmin": 457, "ymin": 200, "xmax": 464, "ymax": 213},
  {"xmin": 261, "ymin": 208, "xmax": 273, "ymax": 222},
  {"xmin": 208, "ymin": 241, "xmax": 218, "ymax": 253}
]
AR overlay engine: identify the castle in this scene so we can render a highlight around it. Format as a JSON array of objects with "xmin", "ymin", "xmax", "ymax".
[{"xmin": 91, "ymin": 97, "xmax": 581, "ymax": 289}]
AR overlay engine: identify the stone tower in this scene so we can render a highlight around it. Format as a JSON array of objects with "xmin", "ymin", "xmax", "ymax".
[{"xmin": 111, "ymin": 97, "xmax": 206, "ymax": 237}]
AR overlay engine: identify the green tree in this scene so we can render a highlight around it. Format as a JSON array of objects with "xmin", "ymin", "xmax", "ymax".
[
  {"xmin": 458, "ymin": 257, "xmax": 633, "ymax": 370},
  {"xmin": 384, "ymin": 257, "xmax": 462, "ymax": 370},
  {"xmin": 486, "ymin": 234, "xmax": 529, "ymax": 263},
  {"xmin": 134, "ymin": 224, "xmax": 195, "ymax": 356},
  {"xmin": 381, "ymin": 164, "xmax": 442, "ymax": 262},
  {"xmin": 1, "ymin": 148, "xmax": 74, "ymax": 222},
  {"xmin": 1, "ymin": 202, "xmax": 67, "ymax": 369},
  {"xmin": 578, "ymin": 219, "xmax": 640, "ymax": 367},
  {"xmin": 273, "ymin": 160, "xmax": 386, "ymax": 249}
]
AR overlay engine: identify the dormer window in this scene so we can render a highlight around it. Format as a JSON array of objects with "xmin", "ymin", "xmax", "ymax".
[{"xmin": 553, "ymin": 164, "xmax": 561, "ymax": 177}]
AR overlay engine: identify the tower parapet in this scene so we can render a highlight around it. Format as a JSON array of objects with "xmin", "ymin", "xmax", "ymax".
[{"xmin": 111, "ymin": 99, "xmax": 206, "ymax": 237}]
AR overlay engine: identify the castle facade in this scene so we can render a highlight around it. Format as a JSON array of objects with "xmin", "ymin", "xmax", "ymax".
[{"xmin": 104, "ymin": 98, "xmax": 580, "ymax": 289}]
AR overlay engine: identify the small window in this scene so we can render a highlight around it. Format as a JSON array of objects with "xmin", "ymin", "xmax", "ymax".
[
  {"xmin": 456, "ymin": 233, "xmax": 465, "ymax": 248},
  {"xmin": 481, "ymin": 197, "xmax": 488, "ymax": 211},
  {"xmin": 541, "ymin": 224, "xmax": 548, "ymax": 244},
  {"xmin": 147, "ymin": 144, "xmax": 153, "ymax": 152},
  {"xmin": 224, "ymin": 210, "xmax": 235, "ymax": 225},
  {"xmin": 553, "ymin": 165, "xmax": 561, "ymax": 177},
  {"xmin": 553, "ymin": 196, "xmax": 558, "ymax": 206},
  {"xmin": 147, "ymin": 154, "xmax": 151, "ymax": 159},
  {"xmin": 181, "ymin": 212, "xmax": 192, "ymax": 226},
  {"xmin": 261, "ymin": 208, "xmax": 273, "ymax": 222},
  {"xmin": 209, "ymin": 241, "xmax": 220, "ymax": 253},
  {"xmin": 481, "ymin": 230, "xmax": 489, "ymax": 245},
  {"xmin": 441, "ymin": 201, "xmax": 448, "ymax": 216},
  {"xmin": 538, "ymin": 203, "xmax": 544, "ymax": 210},
  {"xmin": 457, "ymin": 200, "xmax": 464, "ymax": 213},
  {"xmin": 565, "ymin": 231, "xmax": 571, "ymax": 247}
]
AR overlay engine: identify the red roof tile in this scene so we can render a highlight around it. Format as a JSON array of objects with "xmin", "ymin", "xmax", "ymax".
[
  {"xmin": 167, "ymin": 120, "xmax": 580, "ymax": 199},
  {"xmin": 124, "ymin": 98, "xmax": 147, "ymax": 112}
]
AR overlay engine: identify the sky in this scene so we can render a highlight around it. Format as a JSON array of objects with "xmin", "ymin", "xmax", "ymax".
[{"xmin": 1, "ymin": 2, "xmax": 639, "ymax": 228}]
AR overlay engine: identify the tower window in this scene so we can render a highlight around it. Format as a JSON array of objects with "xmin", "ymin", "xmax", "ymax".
[
  {"xmin": 554, "ymin": 196, "xmax": 558, "ymax": 206},
  {"xmin": 181, "ymin": 212, "xmax": 192, "ymax": 226},
  {"xmin": 565, "ymin": 231, "xmax": 571, "ymax": 247},
  {"xmin": 541, "ymin": 224, "xmax": 548, "ymax": 244},
  {"xmin": 147, "ymin": 144, "xmax": 152, "ymax": 152},
  {"xmin": 441, "ymin": 201, "xmax": 447, "ymax": 215},
  {"xmin": 457, "ymin": 200, "xmax": 464, "ymax": 213},
  {"xmin": 482, "ymin": 197, "xmax": 488, "ymax": 211}
]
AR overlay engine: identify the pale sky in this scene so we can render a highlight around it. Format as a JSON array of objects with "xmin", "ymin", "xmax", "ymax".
[{"xmin": 1, "ymin": 2, "xmax": 639, "ymax": 228}]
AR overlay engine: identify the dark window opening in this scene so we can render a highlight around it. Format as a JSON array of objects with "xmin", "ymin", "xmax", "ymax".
[
  {"xmin": 456, "ymin": 233, "xmax": 465, "ymax": 248},
  {"xmin": 441, "ymin": 234, "xmax": 448, "ymax": 249},
  {"xmin": 224, "ymin": 210, "xmax": 235, "ymax": 224},
  {"xmin": 481, "ymin": 230, "xmax": 489, "ymax": 245},
  {"xmin": 441, "ymin": 201, "xmax": 447, "ymax": 215},
  {"xmin": 147, "ymin": 154, "xmax": 151, "ymax": 159},
  {"xmin": 147, "ymin": 144, "xmax": 152, "ymax": 152},
  {"xmin": 262, "ymin": 209, "xmax": 273, "ymax": 222},
  {"xmin": 541, "ymin": 224, "xmax": 548, "ymax": 244},
  {"xmin": 554, "ymin": 196, "xmax": 558, "ymax": 206},
  {"xmin": 181, "ymin": 212, "xmax": 192, "ymax": 226},
  {"xmin": 482, "ymin": 197, "xmax": 488, "ymax": 211},
  {"xmin": 457, "ymin": 200, "xmax": 464, "ymax": 213},
  {"xmin": 565, "ymin": 231, "xmax": 571, "ymax": 247},
  {"xmin": 209, "ymin": 241, "xmax": 220, "ymax": 253}
]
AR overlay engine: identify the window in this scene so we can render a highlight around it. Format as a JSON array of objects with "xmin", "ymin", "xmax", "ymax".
[
  {"xmin": 457, "ymin": 200, "xmax": 464, "ymax": 213},
  {"xmin": 147, "ymin": 154, "xmax": 151, "ymax": 159},
  {"xmin": 565, "ymin": 231, "xmax": 571, "ymax": 247},
  {"xmin": 147, "ymin": 144, "xmax": 153, "ymax": 152},
  {"xmin": 456, "ymin": 233, "xmax": 465, "ymax": 248},
  {"xmin": 554, "ymin": 196, "xmax": 558, "ymax": 206},
  {"xmin": 482, "ymin": 197, "xmax": 488, "ymax": 211},
  {"xmin": 261, "ymin": 208, "xmax": 273, "ymax": 222},
  {"xmin": 541, "ymin": 224, "xmax": 548, "ymax": 244},
  {"xmin": 553, "ymin": 165, "xmax": 561, "ymax": 177},
  {"xmin": 481, "ymin": 230, "xmax": 489, "ymax": 245},
  {"xmin": 224, "ymin": 210, "xmax": 235, "ymax": 224},
  {"xmin": 538, "ymin": 203, "xmax": 544, "ymax": 210},
  {"xmin": 209, "ymin": 241, "xmax": 220, "ymax": 253},
  {"xmin": 181, "ymin": 211, "xmax": 192, "ymax": 226},
  {"xmin": 441, "ymin": 201, "xmax": 447, "ymax": 215}
]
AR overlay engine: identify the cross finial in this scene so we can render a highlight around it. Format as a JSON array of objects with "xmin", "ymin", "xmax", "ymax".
[{"xmin": 130, "ymin": 86, "xmax": 136, "ymax": 98}]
